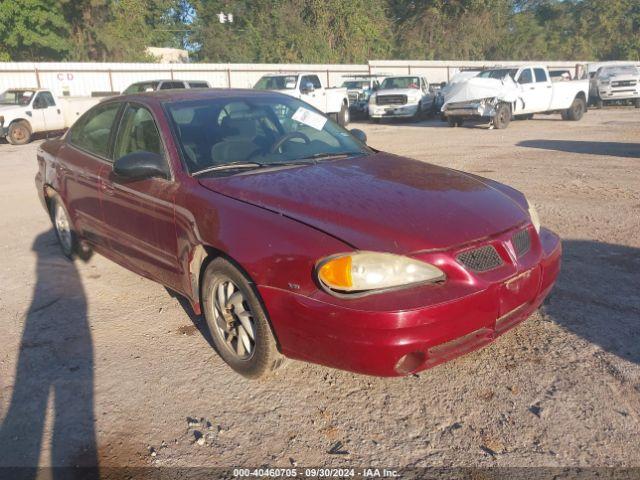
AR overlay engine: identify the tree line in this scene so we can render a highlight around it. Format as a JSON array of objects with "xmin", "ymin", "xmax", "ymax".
[{"xmin": 1, "ymin": 0, "xmax": 639, "ymax": 63}]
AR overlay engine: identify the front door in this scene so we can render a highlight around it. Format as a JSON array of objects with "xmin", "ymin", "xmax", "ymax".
[
  {"xmin": 299, "ymin": 75, "xmax": 325, "ymax": 111},
  {"xmin": 34, "ymin": 91, "xmax": 65, "ymax": 131},
  {"xmin": 515, "ymin": 68, "xmax": 536, "ymax": 114},
  {"xmin": 100, "ymin": 103, "xmax": 182, "ymax": 289}
]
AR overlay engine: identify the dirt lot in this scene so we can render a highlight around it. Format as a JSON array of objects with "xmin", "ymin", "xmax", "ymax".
[{"xmin": 0, "ymin": 109, "xmax": 639, "ymax": 472}]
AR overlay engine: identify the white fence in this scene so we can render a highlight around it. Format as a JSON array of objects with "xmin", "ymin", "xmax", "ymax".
[{"xmin": 0, "ymin": 60, "xmax": 594, "ymax": 97}]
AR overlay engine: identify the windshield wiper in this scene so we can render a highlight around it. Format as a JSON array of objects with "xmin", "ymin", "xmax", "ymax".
[
  {"xmin": 298, "ymin": 152, "xmax": 363, "ymax": 162},
  {"xmin": 192, "ymin": 162, "xmax": 266, "ymax": 176}
]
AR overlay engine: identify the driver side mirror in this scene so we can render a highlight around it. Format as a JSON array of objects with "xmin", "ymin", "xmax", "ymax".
[
  {"xmin": 350, "ymin": 128, "xmax": 367, "ymax": 144},
  {"xmin": 114, "ymin": 151, "xmax": 168, "ymax": 180},
  {"xmin": 301, "ymin": 82, "xmax": 315, "ymax": 94}
]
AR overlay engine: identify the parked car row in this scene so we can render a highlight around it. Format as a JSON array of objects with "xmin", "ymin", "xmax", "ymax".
[{"xmin": 1, "ymin": 79, "xmax": 211, "ymax": 144}]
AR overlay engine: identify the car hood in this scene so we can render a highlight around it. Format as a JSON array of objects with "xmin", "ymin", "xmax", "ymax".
[
  {"xmin": 602, "ymin": 74, "xmax": 639, "ymax": 82},
  {"xmin": 198, "ymin": 153, "xmax": 529, "ymax": 253},
  {"xmin": 0, "ymin": 104, "xmax": 22, "ymax": 115}
]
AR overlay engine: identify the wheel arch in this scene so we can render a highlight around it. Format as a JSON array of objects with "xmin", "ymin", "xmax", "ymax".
[{"xmin": 193, "ymin": 243, "xmax": 283, "ymax": 349}]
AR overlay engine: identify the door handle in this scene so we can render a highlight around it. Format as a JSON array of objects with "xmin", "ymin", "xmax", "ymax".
[
  {"xmin": 100, "ymin": 182, "xmax": 115, "ymax": 196},
  {"xmin": 529, "ymin": 86, "xmax": 535, "ymax": 90}
]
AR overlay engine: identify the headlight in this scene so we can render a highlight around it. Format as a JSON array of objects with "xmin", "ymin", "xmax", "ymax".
[
  {"xmin": 527, "ymin": 202, "xmax": 541, "ymax": 233},
  {"xmin": 316, "ymin": 251, "xmax": 445, "ymax": 295}
]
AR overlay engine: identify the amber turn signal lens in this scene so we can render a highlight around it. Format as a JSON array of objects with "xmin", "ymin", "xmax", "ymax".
[{"xmin": 318, "ymin": 256, "xmax": 353, "ymax": 289}]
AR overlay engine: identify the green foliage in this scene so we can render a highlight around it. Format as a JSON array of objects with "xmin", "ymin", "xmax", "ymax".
[
  {"xmin": 0, "ymin": 0, "xmax": 639, "ymax": 62},
  {"xmin": 0, "ymin": 0, "xmax": 70, "ymax": 61}
]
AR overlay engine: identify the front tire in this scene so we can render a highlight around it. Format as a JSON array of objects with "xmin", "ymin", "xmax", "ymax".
[
  {"xmin": 337, "ymin": 102, "xmax": 349, "ymax": 126},
  {"xmin": 202, "ymin": 258, "xmax": 283, "ymax": 379},
  {"xmin": 493, "ymin": 102, "xmax": 511, "ymax": 129},
  {"xmin": 7, "ymin": 120, "xmax": 32, "ymax": 145},
  {"xmin": 566, "ymin": 96, "xmax": 586, "ymax": 121}
]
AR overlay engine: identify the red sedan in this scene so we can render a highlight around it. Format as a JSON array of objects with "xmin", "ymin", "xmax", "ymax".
[{"xmin": 35, "ymin": 89, "xmax": 561, "ymax": 378}]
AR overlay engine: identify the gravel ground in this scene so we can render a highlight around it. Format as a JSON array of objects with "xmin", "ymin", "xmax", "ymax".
[{"xmin": 0, "ymin": 108, "xmax": 638, "ymax": 472}]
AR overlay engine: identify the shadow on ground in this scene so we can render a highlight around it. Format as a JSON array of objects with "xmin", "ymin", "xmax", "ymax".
[
  {"xmin": 543, "ymin": 239, "xmax": 640, "ymax": 366},
  {"xmin": 518, "ymin": 140, "xmax": 640, "ymax": 158},
  {"xmin": 0, "ymin": 231, "xmax": 98, "ymax": 479}
]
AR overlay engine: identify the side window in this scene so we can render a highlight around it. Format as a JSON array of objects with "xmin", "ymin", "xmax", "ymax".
[
  {"xmin": 518, "ymin": 69, "xmax": 533, "ymax": 84},
  {"xmin": 300, "ymin": 76, "xmax": 311, "ymax": 92},
  {"xmin": 160, "ymin": 81, "xmax": 186, "ymax": 90},
  {"xmin": 37, "ymin": 91, "xmax": 56, "ymax": 107},
  {"xmin": 534, "ymin": 68, "xmax": 548, "ymax": 83},
  {"xmin": 69, "ymin": 102, "xmax": 121, "ymax": 158},
  {"xmin": 308, "ymin": 75, "xmax": 322, "ymax": 89},
  {"xmin": 113, "ymin": 105, "xmax": 164, "ymax": 161}
]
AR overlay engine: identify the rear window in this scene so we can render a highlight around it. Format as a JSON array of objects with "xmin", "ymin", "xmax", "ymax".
[
  {"xmin": 123, "ymin": 82, "xmax": 160, "ymax": 94},
  {"xmin": 188, "ymin": 81, "xmax": 209, "ymax": 88}
]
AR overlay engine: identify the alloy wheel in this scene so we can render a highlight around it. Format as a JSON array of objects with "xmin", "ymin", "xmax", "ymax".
[
  {"xmin": 54, "ymin": 203, "xmax": 73, "ymax": 254},
  {"xmin": 211, "ymin": 279, "xmax": 256, "ymax": 360}
]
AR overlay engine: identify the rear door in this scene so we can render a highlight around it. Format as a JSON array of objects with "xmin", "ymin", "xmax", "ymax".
[
  {"xmin": 62, "ymin": 101, "xmax": 123, "ymax": 247},
  {"xmin": 100, "ymin": 102, "xmax": 182, "ymax": 288}
]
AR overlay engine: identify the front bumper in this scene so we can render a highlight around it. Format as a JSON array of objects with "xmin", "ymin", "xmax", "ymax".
[
  {"xmin": 443, "ymin": 101, "xmax": 495, "ymax": 119},
  {"xmin": 369, "ymin": 103, "xmax": 419, "ymax": 118},
  {"xmin": 260, "ymin": 227, "xmax": 561, "ymax": 376},
  {"xmin": 598, "ymin": 87, "xmax": 640, "ymax": 100}
]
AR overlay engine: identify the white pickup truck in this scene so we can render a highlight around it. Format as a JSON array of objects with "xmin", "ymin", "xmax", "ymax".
[
  {"xmin": 368, "ymin": 75, "xmax": 435, "ymax": 122},
  {"xmin": 589, "ymin": 64, "xmax": 640, "ymax": 108},
  {"xmin": 442, "ymin": 65, "xmax": 589, "ymax": 129},
  {"xmin": 254, "ymin": 73, "xmax": 350, "ymax": 126},
  {"xmin": 0, "ymin": 88, "xmax": 101, "ymax": 144}
]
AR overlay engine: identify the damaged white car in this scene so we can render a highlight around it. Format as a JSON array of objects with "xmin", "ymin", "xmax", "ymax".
[{"xmin": 441, "ymin": 65, "xmax": 589, "ymax": 129}]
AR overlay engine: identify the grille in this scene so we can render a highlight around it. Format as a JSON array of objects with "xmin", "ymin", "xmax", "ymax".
[
  {"xmin": 457, "ymin": 245, "xmax": 504, "ymax": 272},
  {"xmin": 512, "ymin": 229, "xmax": 531, "ymax": 257},
  {"xmin": 376, "ymin": 95, "xmax": 407, "ymax": 106},
  {"xmin": 612, "ymin": 80, "xmax": 636, "ymax": 87}
]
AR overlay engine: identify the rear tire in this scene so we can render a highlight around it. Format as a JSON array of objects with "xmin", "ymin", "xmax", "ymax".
[
  {"xmin": 50, "ymin": 194, "xmax": 79, "ymax": 260},
  {"xmin": 493, "ymin": 103, "xmax": 511, "ymax": 129},
  {"xmin": 202, "ymin": 257, "xmax": 284, "ymax": 379},
  {"xmin": 7, "ymin": 120, "xmax": 32, "ymax": 145},
  {"xmin": 337, "ymin": 102, "xmax": 349, "ymax": 126},
  {"xmin": 447, "ymin": 116, "xmax": 463, "ymax": 127},
  {"xmin": 566, "ymin": 96, "xmax": 586, "ymax": 121},
  {"xmin": 595, "ymin": 97, "xmax": 604, "ymax": 109}
]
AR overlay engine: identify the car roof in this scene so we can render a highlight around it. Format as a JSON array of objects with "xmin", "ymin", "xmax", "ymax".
[{"xmin": 112, "ymin": 88, "xmax": 290, "ymax": 104}]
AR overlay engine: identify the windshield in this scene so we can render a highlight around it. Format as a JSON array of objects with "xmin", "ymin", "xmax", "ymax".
[
  {"xmin": 166, "ymin": 95, "xmax": 370, "ymax": 176},
  {"xmin": 124, "ymin": 82, "xmax": 160, "ymax": 94},
  {"xmin": 0, "ymin": 90, "xmax": 34, "ymax": 105},
  {"xmin": 477, "ymin": 69, "xmax": 518, "ymax": 80},
  {"xmin": 254, "ymin": 76, "xmax": 298, "ymax": 90},
  {"xmin": 342, "ymin": 81, "xmax": 369, "ymax": 89},
  {"xmin": 599, "ymin": 66, "xmax": 639, "ymax": 78},
  {"xmin": 380, "ymin": 77, "xmax": 420, "ymax": 89}
]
